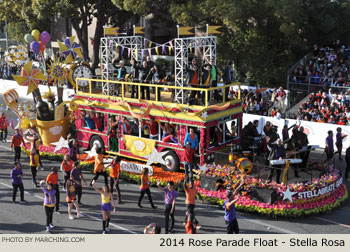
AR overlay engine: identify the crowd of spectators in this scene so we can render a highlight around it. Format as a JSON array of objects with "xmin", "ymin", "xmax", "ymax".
[
  {"xmin": 242, "ymin": 86, "xmax": 286, "ymax": 116},
  {"xmin": 289, "ymin": 88, "xmax": 350, "ymax": 125},
  {"xmin": 290, "ymin": 41, "xmax": 350, "ymax": 87},
  {"xmin": 0, "ymin": 60, "xmax": 19, "ymax": 79}
]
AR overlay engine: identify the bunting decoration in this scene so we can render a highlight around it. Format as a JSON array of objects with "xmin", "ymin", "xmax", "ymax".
[
  {"xmin": 104, "ymin": 27, "xmax": 120, "ymax": 36},
  {"xmin": 169, "ymin": 41, "xmax": 173, "ymax": 55},
  {"xmin": 207, "ymin": 25, "xmax": 222, "ymax": 34},
  {"xmin": 13, "ymin": 61, "xmax": 46, "ymax": 95},
  {"xmin": 178, "ymin": 26, "xmax": 194, "ymax": 36},
  {"xmin": 134, "ymin": 26, "xmax": 144, "ymax": 34}
]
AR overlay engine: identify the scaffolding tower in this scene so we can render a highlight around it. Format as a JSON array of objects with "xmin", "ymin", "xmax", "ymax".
[
  {"xmin": 101, "ymin": 36, "xmax": 143, "ymax": 95},
  {"xmin": 174, "ymin": 36, "xmax": 217, "ymax": 103},
  {"xmin": 100, "ymin": 35, "xmax": 217, "ymax": 103}
]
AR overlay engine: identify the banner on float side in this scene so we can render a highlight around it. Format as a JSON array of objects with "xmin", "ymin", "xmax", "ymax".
[
  {"xmin": 243, "ymin": 114, "xmax": 350, "ymax": 149},
  {"xmin": 120, "ymin": 161, "xmax": 153, "ymax": 175},
  {"xmin": 123, "ymin": 135, "xmax": 156, "ymax": 157},
  {"xmin": 297, "ymin": 177, "xmax": 343, "ymax": 200}
]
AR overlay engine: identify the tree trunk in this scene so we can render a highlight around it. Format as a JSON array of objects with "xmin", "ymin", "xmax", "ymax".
[
  {"xmin": 144, "ymin": 13, "xmax": 154, "ymax": 55},
  {"xmin": 71, "ymin": 18, "xmax": 89, "ymax": 62},
  {"xmin": 91, "ymin": 0, "xmax": 105, "ymax": 74}
]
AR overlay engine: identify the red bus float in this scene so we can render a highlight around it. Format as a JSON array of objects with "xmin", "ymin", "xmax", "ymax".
[{"xmin": 73, "ymin": 78, "xmax": 242, "ymax": 172}]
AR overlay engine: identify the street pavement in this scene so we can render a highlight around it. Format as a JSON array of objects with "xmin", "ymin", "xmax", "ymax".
[
  {"xmin": 0, "ymin": 140, "xmax": 350, "ymax": 234},
  {"xmin": 1, "ymin": 94, "xmax": 350, "ymax": 234}
]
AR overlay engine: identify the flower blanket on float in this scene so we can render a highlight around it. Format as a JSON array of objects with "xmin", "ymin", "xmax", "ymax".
[
  {"xmin": 198, "ymin": 164, "xmax": 348, "ymax": 218},
  {"xmin": 24, "ymin": 144, "xmax": 186, "ymax": 188}
]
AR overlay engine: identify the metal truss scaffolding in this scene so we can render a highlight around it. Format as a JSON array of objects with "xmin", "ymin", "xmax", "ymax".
[
  {"xmin": 101, "ymin": 35, "xmax": 216, "ymax": 103},
  {"xmin": 174, "ymin": 36, "xmax": 216, "ymax": 103},
  {"xmin": 101, "ymin": 36, "xmax": 143, "ymax": 95}
]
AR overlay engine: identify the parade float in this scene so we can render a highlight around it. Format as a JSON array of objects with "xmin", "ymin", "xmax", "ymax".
[
  {"xmin": 197, "ymin": 162, "xmax": 347, "ymax": 218},
  {"xmin": 3, "ymin": 27, "xmax": 347, "ymax": 218},
  {"xmin": 4, "ymin": 30, "xmax": 84, "ymax": 146}
]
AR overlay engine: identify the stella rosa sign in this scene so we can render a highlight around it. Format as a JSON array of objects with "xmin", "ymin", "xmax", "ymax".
[{"xmin": 297, "ymin": 177, "xmax": 343, "ymax": 199}]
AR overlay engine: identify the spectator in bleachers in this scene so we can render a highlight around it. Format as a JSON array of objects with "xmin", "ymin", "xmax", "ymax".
[
  {"xmin": 293, "ymin": 87, "xmax": 350, "ymax": 125},
  {"xmin": 289, "ymin": 41, "xmax": 350, "ymax": 87}
]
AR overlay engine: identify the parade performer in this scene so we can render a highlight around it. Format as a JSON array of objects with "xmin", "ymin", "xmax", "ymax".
[
  {"xmin": 223, "ymin": 180, "xmax": 244, "ymax": 234},
  {"xmin": 109, "ymin": 156, "xmax": 122, "ymax": 204},
  {"xmin": 157, "ymin": 180, "xmax": 178, "ymax": 234},
  {"xmin": 267, "ymin": 138, "xmax": 286, "ymax": 184},
  {"xmin": 179, "ymin": 141, "xmax": 199, "ymax": 183},
  {"xmin": 10, "ymin": 161, "xmax": 26, "ymax": 204},
  {"xmin": 92, "ymin": 180, "xmax": 115, "ymax": 234},
  {"xmin": 23, "ymin": 147, "xmax": 40, "ymax": 187},
  {"xmin": 66, "ymin": 179, "xmax": 83, "ymax": 220},
  {"xmin": 0, "ymin": 112, "xmax": 8, "ymax": 142},
  {"xmin": 335, "ymin": 127, "xmax": 346, "ymax": 161},
  {"xmin": 184, "ymin": 128, "xmax": 199, "ymax": 170},
  {"xmin": 46, "ymin": 167, "xmax": 60, "ymax": 214},
  {"xmin": 183, "ymin": 180, "xmax": 203, "ymax": 229},
  {"xmin": 70, "ymin": 161, "xmax": 87, "ymax": 205},
  {"xmin": 185, "ymin": 214, "xmax": 197, "ymax": 234},
  {"xmin": 69, "ymin": 139, "xmax": 79, "ymax": 162},
  {"xmin": 26, "ymin": 133, "xmax": 43, "ymax": 170},
  {"xmin": 10, "ymin": 129, "xmax": 26, "ymax": 162},
  {"xmin": 40, "ymin": 180, "xmax": 56, "ymax": 232},
  {"xmin": 325, "ymin": 130, "xmax": 334, "ymax": 161},
  {"xmin": 90, "ymin": 147, "xmax": 108, "ymax": 187},
  {"xmin": 61, "ymin": 154, "xmax": 74, "ymax": 190},
  {"xmin": 138, "ymin": 168, "xmax": 156, "ymax": 209}
]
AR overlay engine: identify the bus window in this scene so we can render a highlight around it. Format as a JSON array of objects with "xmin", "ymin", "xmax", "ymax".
[
  {"xmin": 119, "ymin": 116, "xmax": 134, "ymax": 135},
  {"xmin": 184, "ymin": 127, "xmax": 200, "ymax": 150},
  {"xmin": 160, "ymin": 123, "xmax": 180, "ymax": 144},
  {"xmin": 141, "ymin": 118, "xmax": 159, "ymax": 140},
  {"xmin": 225, "ymin": 119, "xmax": 240, "ymax": 141},
  {"xmin": 130, "ymin": 118, "xmax": 140, "ymax": 136},
  {"xmin": 91, "ymin": 111, "xmax": 104, "ymax": 132},
  {"xmin": 83, "ymin": 110, "xmax": 96, "ymax": 130},
  {"xmin": 209, "ymin": 123, "xmax": 223, "ymax": 147},
  {"xmin": 108, "ymin": 115, "xmax": 118, "ymax": 132}
]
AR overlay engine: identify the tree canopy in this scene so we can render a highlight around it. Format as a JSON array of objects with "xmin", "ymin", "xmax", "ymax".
[
  {"xmin": 2, "ymin": 0, "xmax": 350, "ymax": 86},
  {"xmin": 166, "ymin": 0, "xmax": 350, "ymax": 86}
]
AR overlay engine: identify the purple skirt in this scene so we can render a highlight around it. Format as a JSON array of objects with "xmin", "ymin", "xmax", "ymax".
[{"xmin": 101, "ymin": 203, "xmax": 113, "ymax": 212}]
